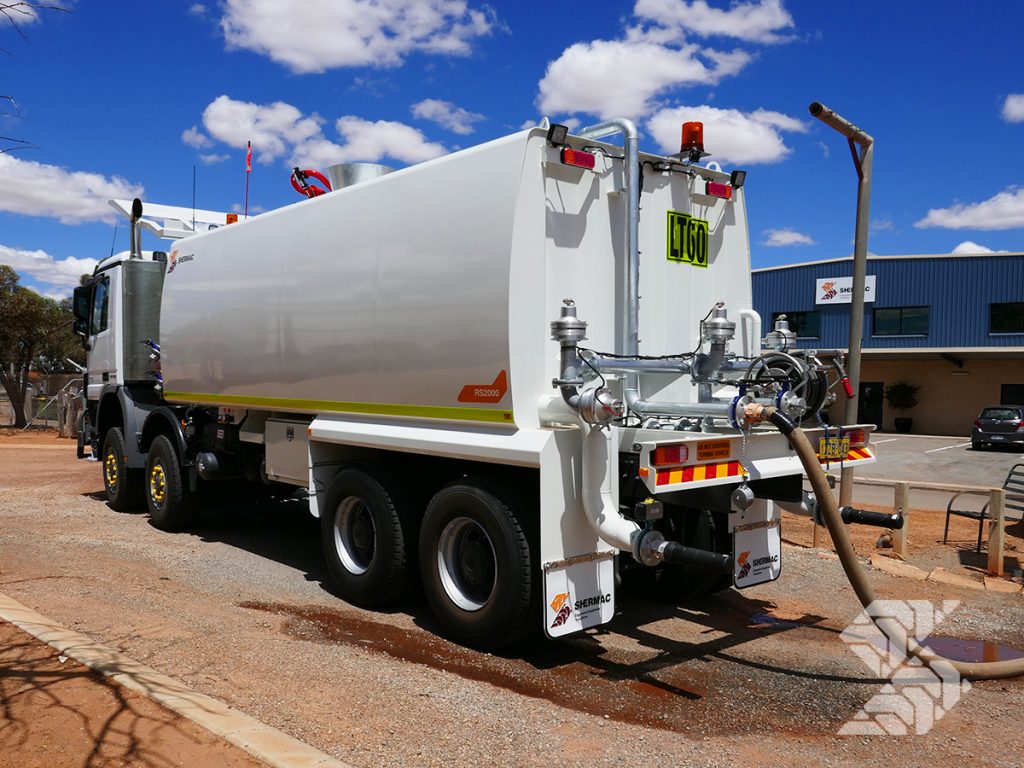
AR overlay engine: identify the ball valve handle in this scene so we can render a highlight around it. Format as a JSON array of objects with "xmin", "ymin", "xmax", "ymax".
[{"xmin": 290, "ymin": 167, "xmax": 332, "ymax": 198}]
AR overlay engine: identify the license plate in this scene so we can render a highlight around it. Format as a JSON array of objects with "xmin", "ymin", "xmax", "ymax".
[
  {"xmin": 818, "ymin": 436, "xmax": 850, "ymax": 459},
  {"xmin": 992, "ymin": 435, "xmax": 1005, "ymax": 441}
]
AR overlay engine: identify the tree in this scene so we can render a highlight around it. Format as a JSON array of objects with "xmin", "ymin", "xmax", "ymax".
[
  {"xmin": 2, "ymin": 3, "xmax": 69, "ymax": 154},
  {"xmin": 0, "ymin": 264, "xmax": 81, "ymax": 426}
]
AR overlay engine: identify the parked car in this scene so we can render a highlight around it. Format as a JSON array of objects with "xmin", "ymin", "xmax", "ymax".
[{"xmin": 972, "ymin": 405, "xmax": 1024, "ymax": 450}]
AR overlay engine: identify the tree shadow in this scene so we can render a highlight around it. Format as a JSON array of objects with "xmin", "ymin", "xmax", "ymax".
[{"xmin": 0, "ymin": 623, "xmax": 245, "ymax": 767}]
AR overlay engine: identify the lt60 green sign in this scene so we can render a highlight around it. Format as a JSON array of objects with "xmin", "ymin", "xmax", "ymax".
[{"xmin": 666, "ymin": 210, "xmax": 709, "ymax": 268}]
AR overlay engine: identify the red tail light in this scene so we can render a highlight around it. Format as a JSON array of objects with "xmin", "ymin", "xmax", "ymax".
[
  {"xmin": 560, "ymin": 148, "xmax": 596, "ymax": 170},
  {"xmin": 652, "ymin": 444, "xmax": 688, "ymax": 466},
  {"xmin": 845, "ymin": 429, "xmax": 866, "ymax": 448},
  {"xmin": 974, "ymin": 419, "xmax": 981, "ymax": 428},
  {"xmin": 705, "ymin": 181, "xmax": 732, "ymax": 199}
]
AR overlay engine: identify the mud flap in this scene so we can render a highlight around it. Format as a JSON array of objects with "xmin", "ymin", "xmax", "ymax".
[
  {"xmin": 543, "ymin": 552, "xmax": 616, "ymax": 638},
  {"xmin": 732, "ymin": 500, "xmax": 782, "ymax": 589}
]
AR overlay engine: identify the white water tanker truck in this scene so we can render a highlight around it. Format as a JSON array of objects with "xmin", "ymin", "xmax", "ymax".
[{"xmin": 72, "ymin": 119, "xmax": 887, "ymax": 650}]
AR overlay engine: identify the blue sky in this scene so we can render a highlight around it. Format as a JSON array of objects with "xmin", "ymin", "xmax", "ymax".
[{"xmin": 1, "ymin": 0, "xmax": 1022, "ymax": 299}]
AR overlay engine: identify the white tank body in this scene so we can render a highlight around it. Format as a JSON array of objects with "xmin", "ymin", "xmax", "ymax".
[{"xmin": 159, "ymin": 128, "xmax": 752, "ymax": 428}]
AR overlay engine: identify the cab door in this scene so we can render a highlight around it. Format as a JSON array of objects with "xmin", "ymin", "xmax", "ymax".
[{"xmin": 84, "ymin": 272, "xmax": 118, "ymax": 400}]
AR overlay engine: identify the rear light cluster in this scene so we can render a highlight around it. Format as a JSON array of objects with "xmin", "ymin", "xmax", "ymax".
[
  {"xmin": 652, "ymin": 444, "xmax": 688, "ymax": 466},
  {"xmin": 705, "ymin": 181, "xmax": 732, "ymax": 199},
  {"xmin": 560, "ymin": 148, "xmax": 596, "ymax": 170},
  {"xmin": 845, "ymin": 428, "xmax": 867, "ymax": 448}
]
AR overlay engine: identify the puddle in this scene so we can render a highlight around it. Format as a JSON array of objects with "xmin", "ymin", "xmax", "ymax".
[
  {"xmin": 867, "ymin": 633, "xmax": 1024, "ymax": 663},
  {"xmin": 922, "ymin": 636, "xmax": 1024, "ymax": 663},
  {"xmin": 747, "ymin": 612, "xmax": 801, "ymax": 629},
  {"xmin": 239, "ymin": 600, "xmax": 706, "ymax": 732}
]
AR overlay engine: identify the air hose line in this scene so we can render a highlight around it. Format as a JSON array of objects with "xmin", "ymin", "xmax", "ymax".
[{"xmin": 761, "ymin": 405, "xmax": 1024, "ymax": 680}]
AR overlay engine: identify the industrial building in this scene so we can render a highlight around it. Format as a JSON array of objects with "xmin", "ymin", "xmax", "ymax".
[{"xmin": 752, "ymin": 252, "xmax": 1024, "ymax": 436}]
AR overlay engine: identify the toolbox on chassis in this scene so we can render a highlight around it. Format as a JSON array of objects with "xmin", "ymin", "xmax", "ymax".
[{"xmin": 72, "ymin": 119, "xmax": 874, "ymax": 649}]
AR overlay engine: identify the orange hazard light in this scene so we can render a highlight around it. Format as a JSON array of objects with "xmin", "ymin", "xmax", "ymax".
[{"xmin": 681, "ymin": 121, "xmax": 704, "ymax": 152}]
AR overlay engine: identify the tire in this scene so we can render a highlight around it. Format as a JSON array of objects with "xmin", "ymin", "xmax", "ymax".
[
  {"xmin": 145, "ymin": 434, "xmax": 195, "ymax": 531},
  {"xmin": 654, "ymin": 508, "xmax": 732, "ymax": 603},
  {"xmin": 321, "ymin": 466, "xmax": 413, "ymax": 607},
  {"xmin": 419, "ymin": 478, "xmax": 534, "ymax": 649},
  {"xmin": 101, "ymin": 427, "xmax": 143, "ymax": 511}
]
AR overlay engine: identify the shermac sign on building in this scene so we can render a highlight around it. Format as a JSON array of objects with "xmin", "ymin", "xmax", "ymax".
[{"xmin": 816, "ymin": 275, "xmax": 877, "ymax": 305}]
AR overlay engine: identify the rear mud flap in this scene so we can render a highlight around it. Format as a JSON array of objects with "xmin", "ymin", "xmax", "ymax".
[
  {"xmin": 732, "ymin": 500, "xmax": 782, "ymax": 588},
  {"xmin": 543, "ymin": 552, "xmax": 616, "ymax": 638}
]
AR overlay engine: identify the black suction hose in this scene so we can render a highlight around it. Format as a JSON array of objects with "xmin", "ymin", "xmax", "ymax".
[{"xmin": 764, "ymin": 406, "xmax": 1024, "ymax": 680}]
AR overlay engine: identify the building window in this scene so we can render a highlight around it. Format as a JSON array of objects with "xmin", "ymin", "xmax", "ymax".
[
  {"xmin": 872, "ymin": 306, "xmax": 928, "ymax": 336},
  {"xmin": 772, "ymin": 311, "xmax": 820, "ymax": 338},
  {"xmin": 991, "ymin": 302, "xmax": 1024, "ymax": 334}
]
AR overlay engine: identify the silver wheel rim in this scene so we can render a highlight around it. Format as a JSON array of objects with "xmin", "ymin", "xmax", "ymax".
[
  {"xmin": 333, "ymin": 496, "xmax": 376, "ymax": 575},
  {"xmin": 436, "ymin": 516, "xmax": 496, "ymax": 612}
]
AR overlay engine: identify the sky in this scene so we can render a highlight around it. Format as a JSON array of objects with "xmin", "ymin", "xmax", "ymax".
[{"xmin": 1, "ymin": 0, "xmax": 1022, "ymax": 300}]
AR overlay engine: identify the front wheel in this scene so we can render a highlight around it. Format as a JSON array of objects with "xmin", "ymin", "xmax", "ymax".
[
  {"xmin": 145, "ymin": 434, "xmax": 195, "ymax": 531},
  {"xmin": 102, "ymin": 427, "xmax": 143, "ymax": 511},
  {"xmin": 419, "ymin": 479, "xmax": 534, "ymax": 649}
]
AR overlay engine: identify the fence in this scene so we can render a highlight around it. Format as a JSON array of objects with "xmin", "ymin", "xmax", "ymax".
[{"xmin": 0, "ymin": 368, "xmax": 82, "ymax": 433}]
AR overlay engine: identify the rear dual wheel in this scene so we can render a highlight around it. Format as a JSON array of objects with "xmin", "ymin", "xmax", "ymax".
[
  {"xmin": 321, "ymin": 466, "xmax": 414, "ymax": 607},
  {"xmin": 419, "ymin": 479, "xmax": 534, "ymax": 650}
]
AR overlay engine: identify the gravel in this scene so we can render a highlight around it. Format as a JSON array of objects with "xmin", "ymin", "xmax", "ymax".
[{"xmin": 1, "ymin": 435, "xmax": 1023, "ymax": 767}]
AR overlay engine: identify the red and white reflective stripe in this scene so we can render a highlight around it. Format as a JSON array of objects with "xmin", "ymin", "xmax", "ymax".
[
  {"xmin": 656, "ymin": 460, "xmax": 745, "ymax": 486},
  {"xmin": 818, "ymin": 447, "xmax": 873, "ymax": 463}
]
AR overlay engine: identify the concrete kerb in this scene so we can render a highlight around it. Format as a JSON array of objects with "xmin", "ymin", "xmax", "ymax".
[{"xmin": 0, "ymin": 591, "xmax": 355, "ymax": 768}]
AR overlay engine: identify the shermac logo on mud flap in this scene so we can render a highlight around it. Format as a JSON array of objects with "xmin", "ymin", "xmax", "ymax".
[
  {"xmin": 549, "ymin": 591, "xmax": 613, "ymax": 629},
  {"xmin": 549, "ymin": 592, "xmax": 571, "ymax": 629}
]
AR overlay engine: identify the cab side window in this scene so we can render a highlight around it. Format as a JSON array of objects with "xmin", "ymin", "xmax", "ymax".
[{"xmin": 91, "ymin": 276, "xmax": 109, "ymax": 335}]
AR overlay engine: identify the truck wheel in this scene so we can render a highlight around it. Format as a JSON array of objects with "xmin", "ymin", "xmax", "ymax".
[
  {"xmin": 145, "ymin": 434, "xmax": 195, "ymax": 531},
  {"xmin": 419, "ymin": 479, "xmax": 533, "ymax": 649},
  {"xmin": 102, "ymin": 427, "xmax": 143, "ymax": 511},
  {"xmin": 655, "ymin": 508, "xmax": 732, "ymax": 602},
  {"xmin": 321, "ymin": 467, "xmax": 412, "ymax": 607}
]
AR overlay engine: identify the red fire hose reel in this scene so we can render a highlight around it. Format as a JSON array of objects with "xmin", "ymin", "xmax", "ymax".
[{"xmin": 290, "ymin": 167, "xmax": 332, "ymax": 198}]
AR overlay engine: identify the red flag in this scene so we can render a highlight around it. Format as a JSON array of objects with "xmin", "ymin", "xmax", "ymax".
[{"xmin": 245, "ymin": 140, "xmax": 252, "ymax": 173}]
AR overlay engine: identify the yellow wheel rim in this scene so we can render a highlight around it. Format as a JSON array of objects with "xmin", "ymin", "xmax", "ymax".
[
  {"xmin": 150, "ymin": 462, "xmax": 167, "ymax": 506},
  {"xmin": 104, "ymin": 452, "xmax": 119, "ymax": 489}
]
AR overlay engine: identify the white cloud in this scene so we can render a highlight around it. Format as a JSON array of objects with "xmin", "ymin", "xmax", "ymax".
[
  {"xmin": 219, "ymin": 0, "xmax": 494, "ymax": 74},
  {"xmin": 181, "ymin": 125, "xmax": 212, "ymax": 148},
  {"xmin": 0, "ymin": 245, "xmax": 97, "ymax": 292},
  {"xmin": 201, "ymin": 95, "xmax": 322, "ymax": 161},
  {"xmin": 0, "ymin": 154, "xmax": 143, "ymax": 225},
  {"xmin": 294, "ymin": 117, "xmax": 447, "ymax": 167},
  {"xmin": 411, "ymin": 99, "xmax": 484, "ymax": 135},
  {"xmin": 915, "ymin": 187, "xmax": 1024, "ymax": 231},
  {"xmin": 950, "ymin": 240, "xmax": 1010, "ymax": 254},
  {"xmin": 761, "ymin": 228, "xmax": 815, "ymax": 247},
  {"xmin": 648, "ymin": 104, "xmax": 806, "ymax": 164},
  {"xmin": 1002, "ymin": 94, "xmax": 1024, "ymax": 123},
  {"xmin": 199, "ymin": 153, "xmax": 230, "ymax": 165},
  {"xmin": 195, "ymin": 96, "xmax": 446, "ymax": 169},
  {"xmin": 633, "ymin": 0, "xmax": 795, "ymax": 43},
  {"xmin": 538, "ymin": 40, "xmax": 750, "ymax": 120},
  {"xmin": 188, "ymin": 3, "xmax": 207, "ymax": 17},
  {"xmin": 870, "ymin": 217, "xmax": 894, "ymax": 233}
]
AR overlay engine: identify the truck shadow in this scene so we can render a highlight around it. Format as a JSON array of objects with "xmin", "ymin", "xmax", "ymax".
[{"xmin": 184, "ymin": 495, "xmax": 883, "ymax": 735}]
